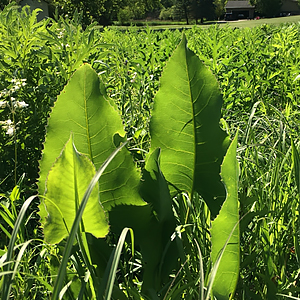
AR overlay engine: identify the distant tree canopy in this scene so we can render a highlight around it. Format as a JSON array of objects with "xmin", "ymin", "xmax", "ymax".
[
  {"xmin": 49, "ymin": 0, "xmax": 160, "ymax": 25},
  {"xmin": 165, "ymin": 0, "xmax": 215, "ymax": 24},
  {"xmin": 250, "ymin": 0, "xmax": 282, "ymax": 17},
  {"xmin": 213, "ymin": 0, "xmax": 227, "ymax": 19},
  {"xmin": 50, "ymin": 0, "xmax": 215, "ymax": 25},
  {"xmin": 0, "ymin": 0, "xmax": 229, "ymax": 25}
]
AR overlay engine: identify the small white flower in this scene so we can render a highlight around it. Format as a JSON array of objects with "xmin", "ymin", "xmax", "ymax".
[
  {"xmin": 0, "ymin": 101, "xmax": 7, "ymax": 108},
  {"xmin": 6, "ymin": 119, "xmax": 13, "ymax": 125},
  {"xmin": 58, "ymin": 31, "xmax": 64, "ymax": 38},
  {"xmin": 11, "ymin": 78, "xmax": 17, "ymax": 83},
  {"xmin": 6, "ymin": 126, "xmax": 14, "ymax": 136},
  {"xmin": 0, "ymin": 89, "xmax": 8, "ymax": 97},
  {"xmin": 16, "ymin": 101, "xmax": 29, "ymax": 108},
  {"xmin": 130, "ymin": 72, "xmax": 137, "ymax": 83},
  {"xmin": 11, "ymin": 97, "xmax": 15, "ymax": 101}
]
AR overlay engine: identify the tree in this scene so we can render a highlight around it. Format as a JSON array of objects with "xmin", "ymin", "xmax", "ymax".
[
  {"xmin": 173, "ymin": 0, "xmax": 191, "ymax": 24},
  {"xmin": 49, "ymin": 0, "xmax": 108, "ymax": 25},
  {"xmin": 191, "ymin": 0, "xmax": 215, "ymax": 23},
  {"xmin": 173, "ymin": 0, "xmax": 215, "ymax": 24},
  {"xmin": 250, "ymin": 0, "xmax": 282, "ymax": 17},
  {"xmin": 214, "ymin": 0, "xmax": 227, "ymax": 20},
  {"xmin": 50, "ymin": 0, "xmax": 160, "ymax": 26}
]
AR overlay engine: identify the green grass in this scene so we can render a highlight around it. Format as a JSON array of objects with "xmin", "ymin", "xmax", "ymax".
[
  {"xmin": 225, "ymin": 14, "xmax": 300, "ymax": 28},
  {"xmin": 112, "ymin": 14, "xmax": 300, "ymax": 30}
]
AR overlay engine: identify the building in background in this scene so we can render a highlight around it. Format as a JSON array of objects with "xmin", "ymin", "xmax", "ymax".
[
  {"xmin": 225, "ymin": 0, "xmax": 300, "ymax": 20},
  {"xmin": 225, "ymin": 1, "xmax": 255, "ymax": 20}
]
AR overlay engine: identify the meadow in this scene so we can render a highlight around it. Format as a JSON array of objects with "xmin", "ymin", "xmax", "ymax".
[{"xmin": 1, "ymin": 3, "xmax": 300, "ymax": 300}]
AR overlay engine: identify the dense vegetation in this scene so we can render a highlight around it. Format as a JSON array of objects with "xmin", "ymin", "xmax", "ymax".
[{"xmin": 1, "ymin": 3, "xmax": 300, "ymax": 299}]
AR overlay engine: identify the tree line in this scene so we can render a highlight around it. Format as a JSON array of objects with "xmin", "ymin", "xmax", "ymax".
[{"xmin": 1, "ymin": 0, "xmax": 299, "ymax": 27}]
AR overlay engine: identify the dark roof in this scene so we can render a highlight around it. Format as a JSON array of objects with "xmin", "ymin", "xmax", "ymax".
[{"xmin": 225, "ymin": 1, "xmax": 255, "ymax": 9}]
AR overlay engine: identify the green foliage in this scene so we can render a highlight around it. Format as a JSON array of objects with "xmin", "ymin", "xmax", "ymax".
[
  {"xmin": 211, "ymin": 133, "xmax": 239, "ymax": 299},
  {"xmin": 51, "ymin": 0, "xmax": 161, "ymax": 26},
  {"xmin": 117, "ymin": 6, "xmax": 135, "ymax": 24},
  {"xmin": 2, "ymin": 6, "xmax": 300, "ymax": 299},
  {"xmin": 50, "ymin": 141, "xmax": 128, "ymax": 300},
  {"xmin": 250, "ymin": 0, "xmax": 282, "ymax": 17},
  {"xmin": 214, "ymin": 0, "xmax": 227, "ymax": 19},
  {"xmin": 149, "ymin": 34, "xmax": 229, "ymax": 218},
  {"xmin": 38, "ymin": 64, "xmax": 144, "ymax": 212},
  {"xmin": 1, "ymin": 195, "xmax": 38, "ymax": 300},
  {"xmin": 159, "ymin": 6, "xmax": 176, "ymax": 20},
  {"xmin": 0, "ymin": 4, "xmax": 105, "ymax": 195},
  {"xmin": 43, "ymin": 135, "xmax": 109, "ymax": 244},
  {"xmin": 172, "ymin": 0, "xmax": 215, "ymax": 24},
  {"xmin": 37, "ymin": 34, "xmax": 239, "ymax": 299}
]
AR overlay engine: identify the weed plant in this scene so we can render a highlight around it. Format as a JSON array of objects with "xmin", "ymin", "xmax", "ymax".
[{"xmin": 1, "ymin": 3, "xmax": 300, "ymax": 299}]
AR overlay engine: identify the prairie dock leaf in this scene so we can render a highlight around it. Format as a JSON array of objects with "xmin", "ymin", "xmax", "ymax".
[
  {"xmin": 38, "ymin": 64, "xmax": 144, "ymax": 221},
  {"xmin": 110, "ymin": 148, "xmax": 178, "ymax": 295},
  {"xmin": 211, "ymin": 133, "xmax": 239, "ymax": 299},
  {"xmin": 42, "ymin": 136, "xmax": 109, "ymax": 244},
  {"xmin": 149, "ymin": 34, "xmax": 229, "ymax": 217}
]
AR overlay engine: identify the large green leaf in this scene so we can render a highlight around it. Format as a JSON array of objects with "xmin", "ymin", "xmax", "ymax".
[
  {"xmin": 149, "ymin": 34, "xmax": 229, "ymax": 218},
  {"xmin": 38, "ymin": 64, "xmax": 144, "ymax": 216},
  {"xmin": 210, "ymin": 133, "xmax": 239, "ymax": 299},
  {"xmin": 140, "ymin": 148, "xmax": 175, "ymax": 226},
  {"xmin": 110, "ymin": 148, "xmax": 178, "ymax": 296},
  {"xmin": 43, "ymin": 136, "xmax": 109, "ymax": 244}
]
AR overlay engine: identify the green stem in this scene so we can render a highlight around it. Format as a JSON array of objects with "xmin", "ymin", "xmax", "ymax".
[{"xmin": 11, "ymin": 108, "xmax": 17, "ymax": 186}]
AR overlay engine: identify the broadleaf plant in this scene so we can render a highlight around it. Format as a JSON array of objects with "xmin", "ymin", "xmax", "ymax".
[
  {"xmin": 211, "ymin": 132, "xmax": 239, "ymax": 299},
  {"xmin": 42, "ymin": 135, "xmax": 109, "ymax": 244},
  {"xmin": 37, "ymin": 33, "xmax": 239, "ymax": 299},
  {"xmin": 148, "ymin": 34, "xmax": 230, "ymax": 218},
  {"xmin": 38, "ymin": 63, "xmax": 145, "ymax": 217}
]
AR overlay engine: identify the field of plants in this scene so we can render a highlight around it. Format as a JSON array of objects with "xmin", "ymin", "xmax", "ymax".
[{"xmin": 1, "ymin": 3, "xmax": 300, "ymax": 300}]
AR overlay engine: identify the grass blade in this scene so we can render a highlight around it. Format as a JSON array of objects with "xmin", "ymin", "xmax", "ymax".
[
  {"xmin": 103, "ymin": 227, "xmax": 134, "ymax": 300},
  {"xmin": 1, "ymin": 195, "xmax": 37, "ymax": 300}
]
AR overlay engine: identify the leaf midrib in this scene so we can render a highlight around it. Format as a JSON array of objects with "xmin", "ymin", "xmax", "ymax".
[
  {"xmin": 185, "ymin": 44, "xmax": 196, "ymax": 198},
  {"xmin": 84, "ymin": 68, "xmax": 93, "ymax": 163}
]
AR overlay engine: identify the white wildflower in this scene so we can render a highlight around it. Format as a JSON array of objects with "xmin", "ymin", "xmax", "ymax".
[
  {"xmin": 16, "ymin": 101, "xmax": 29, "ymax": 108},
  {"xmin": 6, "ymin": 126, "xmax": 14, "ymax": 136},
  {"xmin": 130, "ymin": 72, "xmax": 137, "ymax": 83},
  {"xmin": 58, "ymin": 31, "xmax": 64, "ymax": 39},
  {"xmin": 0, "ymin": 89, "xmax": 8, "ymax": 98},
  {"xmin": 0, "ymin": 101, "xmax": 7, "ymax": 108},
  {"xmin": 0, "ymin": 120, "xmax": 15, "ymax": 136}
]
